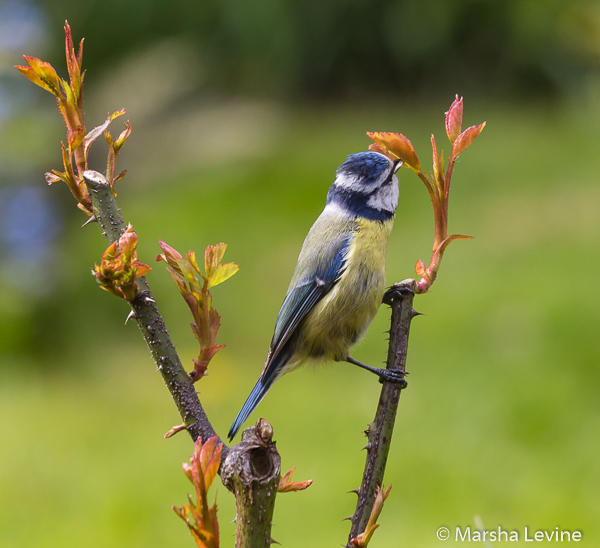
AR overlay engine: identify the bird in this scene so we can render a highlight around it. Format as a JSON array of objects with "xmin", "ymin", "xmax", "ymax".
[{"xmin": 228, "ymin": 150, "xmax": 405, "ymax": 441}]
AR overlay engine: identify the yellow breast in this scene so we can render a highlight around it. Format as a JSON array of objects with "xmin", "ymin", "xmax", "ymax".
[{"xmin": 295, "ymin": 217, "xmax": 394, "ymax": 362}]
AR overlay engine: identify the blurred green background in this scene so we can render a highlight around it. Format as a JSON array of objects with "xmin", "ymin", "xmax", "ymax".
[{"xmin": 1, "ymin": 0, "xmax": 600, "ymax": 546}]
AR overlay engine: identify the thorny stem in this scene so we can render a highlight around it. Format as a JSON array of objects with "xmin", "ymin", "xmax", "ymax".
[
  {"xmin": 347, "ymin": 279, "xmax": 418, "ymax": 545},
  {"xmin": 83, "ymin": 170, "xmax": 229, "ymax": 459},
  {"xmin": 84, "ymin": 171, "xmax": 283, "ymax": 547}
]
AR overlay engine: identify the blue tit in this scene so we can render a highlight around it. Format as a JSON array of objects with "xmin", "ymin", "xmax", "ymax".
[{"xmin": 228, "ymin": 151, "xmax": 404, "ymax": 441}]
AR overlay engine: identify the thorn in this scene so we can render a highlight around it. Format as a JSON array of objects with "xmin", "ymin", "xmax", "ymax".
[
  {"xmin": 270, "ymin": 538, "xmax": 281, "ymax": 546},
  {"xmin": 341, "ymin": 515, "xmax": 354, "ymax": 522},
  {"xmin": 361, "ymin": 443, "xmax": 373, "ymax": 451},
  {"xmin": 81, "ymin": 215, "xmax": 97, "ymax": 227},
  {"xmin": 144, "ymin": 296, "xmax": 155, "ymax": 304},
  {"xmin": 124, "ymin": 310, "xmax": 136, "ymax": 325},
  {"xmin": 347, "ymin": 488, "xmax": 360, "ymax": 496},
  {"xmin": 411, "ymin": 308, "xmax": 425, "ymax": 318}
]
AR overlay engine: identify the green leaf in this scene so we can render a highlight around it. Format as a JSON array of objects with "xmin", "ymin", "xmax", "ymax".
[
  {"xmin": 178, "ymin": 257, "xmax": 201, "ymax": 288},
  {"xmin": 207, "ymin": 262, "xmax": 239, "ymax": 288},
  {"xmin": 16, "ymin": 56, "xmax": 62, "ymax": 96}
]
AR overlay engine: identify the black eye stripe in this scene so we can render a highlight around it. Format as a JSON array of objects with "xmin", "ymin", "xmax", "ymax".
[{"xmin": 382, "ymin": 166, "xmax": 395, "ymax": 186}]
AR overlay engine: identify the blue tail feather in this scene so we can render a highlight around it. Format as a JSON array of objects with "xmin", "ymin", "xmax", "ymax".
[
  {"xmin": 228, "ymin": 347, "xmax": 293, "ymax": 441},
  {"xmin": 228, "ymin": 377, "xmax": 274, "ymax": 441}
]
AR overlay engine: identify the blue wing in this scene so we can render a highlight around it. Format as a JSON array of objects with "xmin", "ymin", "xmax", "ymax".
[
  {"xmin": 227, "ymin": 231, "xmax": 353, "ymax": 441},
  {"xmin": 266, "ymin": 232, "xmax": 352, "ymax": 375}
]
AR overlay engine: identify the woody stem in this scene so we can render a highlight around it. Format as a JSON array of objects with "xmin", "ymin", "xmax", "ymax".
[{"xmin": 347, "ymin": 279, "xmax": 417, "ymax": 545}]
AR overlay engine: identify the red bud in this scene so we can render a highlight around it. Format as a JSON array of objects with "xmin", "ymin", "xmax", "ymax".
[{"xmin": 445, "ymin": 95, "xmax": 463, "ymax": 143}]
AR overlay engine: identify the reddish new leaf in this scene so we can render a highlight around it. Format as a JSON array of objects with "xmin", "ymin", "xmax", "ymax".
[
  {"xmin": 367, "ymin": 131, "xmax": 421, "ymax": 172},
  {"xmin": 201, "ymin": 438, "xmax": 222, "ymax": 490},
  {"xmin": 158, "ymin": 240, "xmax": 237, "ymax": 382},
  {"xmin": 278, "ymin": 467, "xmax": 314, "ymax": 493},
  {"xmin": 64, "ymin": 21, "xmax": 83, "ymax": 104},
  {"xmin": 367, "ymin": 143, "xmax": 398, "ymax": 162},
  {"xmin": 94, "ymin": 225, "xmax": 150, "ymax": 301},
  {"xmin": 164, "ymin": 424, "xmax": 187, "ymax": 439},
  {"xmin": 199, "ymin": 436, "xmax": 218, "ymax": 473},
  {"xmin": 174, "ymin": 437, "xmax": 221, "ymax": 548},
  {"xmin": 435, "ymin": 233, "xmax": 474, "ymax": 256},
  {"xmin": 452, "ymin": 122, "xmax": 486, "ymax": 158},
  {"xmin": 445, "ymin": 95, "xmax": 463, "ymax": 143},
  {"xmin": 192, "ymin": 345, "xmax": 225, "ymax": 381},
  {"xmin": 156, "ymin": 239, "xmax": 183, "ymax": 272}
]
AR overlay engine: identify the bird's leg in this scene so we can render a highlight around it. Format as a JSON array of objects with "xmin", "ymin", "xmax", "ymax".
[{"xmin": 345, "ymin": 356, "xmax": 408, "ymax": 388}]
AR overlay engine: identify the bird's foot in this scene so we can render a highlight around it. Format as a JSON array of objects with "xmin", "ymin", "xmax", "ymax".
[
  {"xmin": 383, "ymin": 280, "xmax": 416, "ymax": 305},
  {"xmin": 377, "ymin": 368, "xmax": 408, "ymax": 388}
]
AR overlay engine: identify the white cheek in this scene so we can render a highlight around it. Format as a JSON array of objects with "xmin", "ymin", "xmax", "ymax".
[
  {"xmin": 367, "ymin": 179, "xmax": 399, "ymax": 212},
  {"xmin": 334, "ymin": 172, "xmax": 363, "ymax": 192},
  {"xmin": 322, "ymin": 201, "xmax": 353, "ymax": 218}
]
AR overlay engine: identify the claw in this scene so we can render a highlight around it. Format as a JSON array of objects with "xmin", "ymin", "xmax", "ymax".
[
  {"xmin": 383, "ymin": 281, "xmax": 415, "ymax": 304},
  {"xmin": 378, "ymin": 369, "xmax": 407, "ymax": 388}
]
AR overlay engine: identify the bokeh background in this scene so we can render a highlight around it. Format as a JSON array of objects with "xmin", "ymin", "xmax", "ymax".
[{"xmin": 1, "ymin": 0, "xmax": 600, "ymax": 546}]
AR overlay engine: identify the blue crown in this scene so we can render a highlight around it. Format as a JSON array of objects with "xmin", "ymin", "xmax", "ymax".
[{"xmin": 337, "ymin": 151, "xmax": 392, "ymax": 183}]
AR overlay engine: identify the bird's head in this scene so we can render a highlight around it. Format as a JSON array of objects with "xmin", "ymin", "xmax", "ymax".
[{"xmin": 326, "ymin": 151, "xmax": 401, "ymax": 221}]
